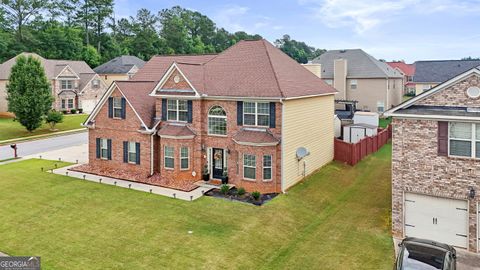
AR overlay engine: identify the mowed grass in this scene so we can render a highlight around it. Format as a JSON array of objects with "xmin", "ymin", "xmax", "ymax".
[
  {"xmin": 0, "ymin": 144, "xmax": 394, "ymax": 269},
  {"xmin": 0, "ymin": 114, "xmax": 87, "ymax": 141}
]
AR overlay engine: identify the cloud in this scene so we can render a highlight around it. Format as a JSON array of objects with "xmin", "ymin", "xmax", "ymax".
[
  {"xmin": 214, "ymin": 5, "xmax": 284, "ymax": 34},
  {"xmin": 299, "ymin": 0, "xmax": 480, "ymax": 34}
]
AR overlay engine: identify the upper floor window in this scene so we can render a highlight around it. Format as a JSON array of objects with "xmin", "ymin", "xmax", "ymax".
[
  {"xmin": 113, "ymin": 97, "xmax": 123, "ymax": 118},
  {"xmin": 350, "ymin": 79, "xmax": 357, "ymax": 90},
  {"xmin": 208, "ymin": 106, "xmax": 227, "ymax": 135},
  {"xmin": 92, "ymin": 79, "xmax": 100, "ymax": 88},
  {"xmin": 422, "ymin": 85, "xmax": 431, "ymax": 91},
  {"xmin": 449, "ymin": 122, "xmax": 480, "ymax": 158},
  {"xmin": 377, "ymin": 101, "xmax": 385, "ymax": 113},
  {"xmin": 243, "ymin": 102, "xmax": 269, "ymax": 126},
  {"xmin": 61, "ymin": 80, "xmax": 73, "ymax": 90},
  {"xmin": 324, "ymin": 79, "xmax": 333, "ymax": 86},
  {"xmin": 167, "ymin": 100, "xmax": 188, "ymax": 122}
]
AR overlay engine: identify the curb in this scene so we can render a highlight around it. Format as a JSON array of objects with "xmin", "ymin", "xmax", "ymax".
[{"xmin": 0, "ymin": 128, "xmax": 87, "ymax": 146}]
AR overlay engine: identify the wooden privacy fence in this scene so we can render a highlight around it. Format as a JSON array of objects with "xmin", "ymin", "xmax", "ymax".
[{"xmin": 334, "ymin": 125, "xmax": 392, "ymax": 166}]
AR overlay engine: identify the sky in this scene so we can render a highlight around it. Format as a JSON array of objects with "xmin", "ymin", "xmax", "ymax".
[{"xmin": 115, "ymin": 0, "xmax": 480, "ymax": 62}]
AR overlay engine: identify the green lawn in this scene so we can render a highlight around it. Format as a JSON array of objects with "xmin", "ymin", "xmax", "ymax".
[
  {"xmin": 0, "ymin": 114, "xmax": 87, "ymax": 141},
  {"xmin": 379, "ymin": 117, "xmax": 392, "ymax": 128},
  {"xmin": 0, "ymin": 144, "xmax": 394, "ymax": 269}
]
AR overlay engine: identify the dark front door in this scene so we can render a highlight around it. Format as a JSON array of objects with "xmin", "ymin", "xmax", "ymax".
[{"xmin": 212, "ymin": 148, "xmax": 224, "ymax": 179}]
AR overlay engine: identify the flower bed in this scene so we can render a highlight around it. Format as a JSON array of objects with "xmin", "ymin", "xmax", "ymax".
[{"xmin": 204, "ymin": 187, "xmax": 278, "ymax": 206}]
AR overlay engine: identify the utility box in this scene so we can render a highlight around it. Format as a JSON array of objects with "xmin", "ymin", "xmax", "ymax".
[
  {"xmin": 343, "ymin": 123, "xmax": 378, "ymax": 143},
  {"xmin": 334, "ymin": 115, "xmax": 342, "ymax": 138},
  {"xmin": 353, "ymin": 111, "xmax": 379, "ymax": 127}
]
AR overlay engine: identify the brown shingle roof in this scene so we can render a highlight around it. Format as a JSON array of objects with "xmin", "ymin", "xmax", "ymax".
[
  {"xmin": 115, "ymin": 81, "xmax": 157, "ymax": 128},
  {"xmin": 233, "ymin": 128, "xmax": 280, "ymax": 145},
  {"xmin": 157, "ymin": 124, "xmax": 196, "ymax": 138}
]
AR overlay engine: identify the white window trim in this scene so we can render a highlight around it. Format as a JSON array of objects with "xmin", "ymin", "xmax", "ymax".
[
  {"xmin": 61, "ymin": 80, "xmax": 73, "ymax": 90},
  {"xmin": 167, "ymin": 99, "xmax": 188, "ymax": 122},
  {"xmin": 100, "ymin": 138, "xmax": 108, "ymax": 160},
  {"xmin": 113, "ymin": 97, "xmax": 122, "ymax": 119},
  {"xmin": 207, "ymin": 106, "xmax": 227, "ymax": 136},
  {"xmin": 127, "ymin": 142, "xmax": 137, "ymax": 164},
  {"xmin": 243, "ymin": 102, "xmax": 270, "ymax": 127},
  {"xmin": 243, "ymin": 154, "xmax": 256, "ymax": 181},
  {"xmin": 263, "ymin": 155, "xmax": 272, "ymax": 181},
  {"xmin": 350, "ymin": 79, "xmax": 358, "ymax": 90},
  {"xmin": 447, "ymin": 122, "xmax": 479, "ymax": 159},
  {"xmin": 61, "ymin": 99, "xmax": 66, "ymax": 109},
  {"xmin": 180, "ymin": 146, "xmax": 189, "ymax": 170},
  {"xmin": 164, "ymin": 146, "xmax": 175, "ymax": 170},
  {"xmin": 67, "ymin": 98, "xmax": 74, "ymax": 109}
]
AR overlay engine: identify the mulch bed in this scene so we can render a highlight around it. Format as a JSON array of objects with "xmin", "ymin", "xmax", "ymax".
[
  {"xmin": 205, "ymin": 187, "xmax": 278, "ymax": 206},
  {"xmin": 70, "ymin": 164, "xmax": 198, "ymax": 192}
]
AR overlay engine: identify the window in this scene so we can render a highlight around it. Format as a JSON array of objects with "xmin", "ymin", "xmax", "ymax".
[
  {"xmin": 113, "ymin": 97, "xmax": 122, "ymax": 118},
  {"xmin": 208, "ymin": 106, "xmax": 227, "ymax": 135},
  {"xmin": 180, "ymin": 147, "xmax": 189, "ymax": 170},
  {"xmin": 167, "ymin": 100, "xmax": 188, "ymax": 122},
  {"xmin": 243, "ymin": 154, "xmax": 256, "ymax": 179},
  {"xmin": 263, "ymin": 155, "xmax": 272, "ymax": 181},
  {"xmin": 61, "ymin": 80, "xmax": 73, "ymax": 90},
  {"xmin": 67, "ymin": 99, "xmax": 74, "ymax": 109},
  {"xmin": 422, "ymin": 84, "xmax": 431, "ymax": 91},
  {"xmin": 164, "ymin": 146, "xmax": 174, "ymax": 169},
  {"xmin": 377, "ymin": 101, "xmax": 385, "ymax": 113},
  {"xmin": 92, "ymin": 79, "xmax": 100, "ymax": 87},
  {"xmin": 61, "ymin": 99, "xmax": 66, "ymax": 109},
  {"xmin": 350, "ymin": 79, "xmax": 357, "ymax": 90},
  {"xmin": 128, "ymin": 142, "xmax": 137, "ymax": 163},
  {"xmin": 100, "ymin": 138, "xmax": 108, "ymax": 159},
  {"xmin": 448, "ymin": 122, "xmax": 480, "ymax": 158},
  {"xmin": 324, "ymin": 79, "xmax": 333, "ymax": 86},
  {"xmin": 243, "ymin": 102, "xmax": 269, "ymax": 126}
]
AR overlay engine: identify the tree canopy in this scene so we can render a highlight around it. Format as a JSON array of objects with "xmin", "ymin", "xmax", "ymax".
[{"xmin": 0, "ymin": 2, "xmax": 324, "ymax": 65}]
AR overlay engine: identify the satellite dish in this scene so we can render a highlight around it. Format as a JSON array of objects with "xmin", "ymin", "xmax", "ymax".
[{"xmin": 296, "ymin": 147, "xmax": 309, "ymax": 160}]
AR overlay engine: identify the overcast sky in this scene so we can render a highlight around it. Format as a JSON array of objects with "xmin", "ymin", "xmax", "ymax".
[{"xmin": 115, "ymin": 0, "xmax": 480, "ymax": 62}]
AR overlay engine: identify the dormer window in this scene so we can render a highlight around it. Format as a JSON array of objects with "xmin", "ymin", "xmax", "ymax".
[
  {"xmin": 167, "ymin": 100, "xmax": 188, "ymax": 122},
  {"xmin": 61, "ymin": 80, "xmax": 73, "ymax": 90}
]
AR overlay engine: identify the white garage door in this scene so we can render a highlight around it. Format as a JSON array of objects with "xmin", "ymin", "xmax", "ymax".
[
  {"xmin": 404, "ymin": 193, "xmax": 468, "ymax": 248},
  {"xmin": 79, "ymin": 99, "xmax": 98, "ymax": 114}
]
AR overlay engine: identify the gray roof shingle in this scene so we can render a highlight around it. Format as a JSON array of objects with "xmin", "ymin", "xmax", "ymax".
[
  {"xmin": 413, "ymin": 60, "xmax": 480, "ymax": 83},
  {"xmin": 311, "ymin": 49, "xmax": 403, "ymax": 79},
  {"xmin": 93, "ymin": 55, "xmax": 145, "ymax": 74}
]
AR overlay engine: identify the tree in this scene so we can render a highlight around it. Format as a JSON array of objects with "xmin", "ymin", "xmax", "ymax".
[
  {"xmin": 81, "ymin": 44, "xmax": 101, "ymax": 67},
  {"xmin": 89, "ymin": 0, "xmax": 113, "ymax": 53},
  {"xmin": 461, "ymin": 56, "xmax": 480, "ymax": 60},
  {"xmin": 2, "ymin": 0, "xmax": 48, "ymax": 41},
  {"xmin": 275, "ymin": 34, "xmax": 325, "ymax": 63},
  {"xmin": 7, "ymin": 55, "xmax": 53, "ymax": 132},
  {"xmin": 45, "ymin": 110, "xmax": 64, "ymax": 130}
]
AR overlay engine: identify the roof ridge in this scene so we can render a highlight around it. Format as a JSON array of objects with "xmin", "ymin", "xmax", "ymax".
[
  {"xmin": 361, "ymin": 50, "xmax": 391, "ymax": 77},
  {"xmin": 262, "ymin": 39, "xmax": 285, "ymax": 98}
]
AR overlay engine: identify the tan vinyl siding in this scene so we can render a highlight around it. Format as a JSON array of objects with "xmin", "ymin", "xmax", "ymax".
[
  {"xmin": 282, "ymin": 95, "xmax": 334, "ymax": 191},
  {"xmin": 415, "ymin": 83, "xmax": 438, "ymax": 95},
  {"xmin": 99, "ymin": 74, "xmax": 130, "ymax": 87}
]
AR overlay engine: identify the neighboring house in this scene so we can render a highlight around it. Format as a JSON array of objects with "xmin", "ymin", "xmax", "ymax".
[
  {"xmin": 94, "ymin": 55, "xmax": 145, "ymax": 87},
  {"xmin": 385, "ymin": 67, "xmax": 480, "ymax": 253},
  {"xmin": 413, "ymin": 59, "xmax": 480, "ymax": 95},
  {"xmin": 0, "ymin": 53, "xmax": 108, "ymax": 113},
  {"xmin": 387, "ymin": 61, "xmax": 415, "ymax": 95},
  {"xmin": 80, "ymin": 39, "xmax": 337, "ymax": 194},
  {"xmin": 305, "ymin": 49, "xmax": 403, "ymax": 113}
]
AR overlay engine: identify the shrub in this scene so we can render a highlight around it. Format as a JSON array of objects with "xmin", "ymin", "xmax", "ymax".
[
  {"xmin": 62, "ymin": 110, "xmax": 68, "ymax": 114},
  {"xmin": 237, "ymin": 187, "xmax": 246, "ymax": 196},
  {"xmin": 220, "ymin": 184, "xmax": 229, "ymax": 195},
  {"xmin": 45, "ymin": 110, "xmax": 64, "ymax": 131},
  {"xmin": 70, "ymin": 109, "xmax": 77, "ymax": 114},
  {"xmin": 78, "ymin": 108, "xmax": 83, "ymax": 114},
  {"xmin": 251, "ymin": 191, "xmax": 261, "ymax": 201}
]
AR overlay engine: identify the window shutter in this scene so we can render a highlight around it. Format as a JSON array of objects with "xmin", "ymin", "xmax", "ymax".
[
  {"xmin": 108, "ymin": 97, "xmax": 113, "ymax": 118},
  {"xmin": 187, "ymin": 100, "xmax": 193, "ymax": 123},
  {"xmin": 269, "ymin": 102, "xmax": 276, "ymax": 128},
  {"xmin": 121, "ymin": 97, "xmax": 126, "ymax": 119},
  {"xmin": 136, "ymin": 142, "xmax": 141, "ymax": 164},
  {"xmin": 161, "ymin": 99, "xmax": 167, "ymax": 121},
  {"xmin": 438, "ymin": 121, "xmax": 448, "ymax": 156},
  {"xmin": 96, "ymin": 138, "xmax": 101, "ymax": 158},
  {"xmin": 237, "ymin": 101, "xmax": 243, "ymax": 125},
  {"xmin": 107, "ymin": 139, "xmax": 112, "ymax": 160},
  {"xmin": 123, "ymin": 141, "xmax": 128, "ymax": 163}
]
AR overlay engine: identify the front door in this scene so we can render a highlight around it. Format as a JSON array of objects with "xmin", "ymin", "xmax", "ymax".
[{"xmin": 212, "ymin": 148, "xmax": 224, "ymax": 179}]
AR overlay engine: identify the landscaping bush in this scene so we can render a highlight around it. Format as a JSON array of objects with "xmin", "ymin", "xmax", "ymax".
[
  {"xmin": 45, "ymin": 110, "xmax": 64, "ymax": 131},
  {"xmin": 62, "ymin": 111, "xmax": 68, "ymax": 114},
  {"xmin": 220, "ymin": 184, "xmax": 229, "ymax": 195},
  {"xmin": 70, "ymin": 109, "xmax": 77, "ymax": 114},
  {"xmin": 251, "ymin": 191, "xmax": 261, "ymax": 201},
  {"xmin": 78, "ymin": 108, "xmax": 83, "ymax": 114},
  {"xmin": 237, "ymin": 187, "xmax": 245, "ymax": 196}
]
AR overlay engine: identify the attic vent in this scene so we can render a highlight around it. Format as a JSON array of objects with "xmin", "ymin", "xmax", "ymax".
[
  {"xmin": 467, "ymin": 86, "xmax": 480, "ymax": 98},
  {"xmin": 340, "ymin": 50, "xmax": 346, "ymax": 53}
]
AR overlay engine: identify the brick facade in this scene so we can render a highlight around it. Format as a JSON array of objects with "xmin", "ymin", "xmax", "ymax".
[{"xmin": 391, "ymin": 73, "xmax": 480, "ymax": 252}]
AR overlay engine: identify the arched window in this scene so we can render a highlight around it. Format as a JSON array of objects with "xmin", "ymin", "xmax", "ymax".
[{"xmin": 208, "ymin": 105, "xmax": 227, "ymax": 135}]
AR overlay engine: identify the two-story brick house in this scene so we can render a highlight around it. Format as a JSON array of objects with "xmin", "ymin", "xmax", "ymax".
[
  {"xmin": 0, "ymin": 53, "xmax": 108, "ymax": 113},
  {"xmin": 385, "ymin": 67, "xmax": 480, "ymax": 253},
  {"xmin": 79, "ymin": 39, "xmax": 337, "ymax": 193}
]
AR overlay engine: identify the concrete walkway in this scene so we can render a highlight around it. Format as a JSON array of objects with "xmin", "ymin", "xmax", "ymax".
[
  {"xmin": 23, "ymin": 144, "xmax": 88, "ymax": 164},
  {"xmin": 0, "ymin": 251, "xmax": 8, "ymax": 256},
  {"xmin": 52, "ymin": 165, "xmax": 212, "ymax": 201}
]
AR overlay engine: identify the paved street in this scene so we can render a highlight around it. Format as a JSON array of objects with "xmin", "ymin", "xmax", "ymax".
[{"xmin": 0, "ymin": 132, "xmax": 87, "ymax": 161}]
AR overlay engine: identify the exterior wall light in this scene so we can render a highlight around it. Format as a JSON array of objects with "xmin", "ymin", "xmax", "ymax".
[{"xmin": 469, "ymin": 187, "xmax": 476, "ymax": 199}]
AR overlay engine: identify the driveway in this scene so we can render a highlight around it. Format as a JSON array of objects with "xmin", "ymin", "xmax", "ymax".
[{"xmin": 0, "ymin": 132, "xmax": 87, "ymax": 161}]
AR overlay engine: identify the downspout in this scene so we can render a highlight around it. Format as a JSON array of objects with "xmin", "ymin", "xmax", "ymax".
[
  {"xmin": 150, "ymin": 133, "xmax": 154, "ymax": 176},
  {"xmin": 386, "ymin": 77, "xmax": 389, "ymax": 110},
  {"xmin": 280, "ymin": 99, "xmax": 285, "ymax": 193}
]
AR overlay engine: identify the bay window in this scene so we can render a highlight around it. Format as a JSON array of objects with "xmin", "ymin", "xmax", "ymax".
[
  {"xmin": 243, "ymin": 154, "xmax": 256, "ymax": 180},
  {"xmin": 164, "ymin": 146, "xmax": 174, "ymax": 169},
  {"xmin": 263, "ymin": 155, "xmax": 272, "ymax": 181},
  {"xmin": 243, "ymin": 102, "xmax": 269, "ymax": 126},
  {"xmin": 448, "ymin": 122, "xmax": 480, "ymax": 158},
  {"xmin": 167, "ymin": 100, "xmax": 188, "ymax": 122},
  {"xmin": 180, "ymin": 147, "xmax": 189, "ymax": 170}
]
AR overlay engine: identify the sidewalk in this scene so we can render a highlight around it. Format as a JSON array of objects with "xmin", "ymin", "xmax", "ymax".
[
  {"xmin": 0, "ymin": 128, "xmax": 86, "ymax": 146},
  {"xmin": 52, "ymin": 165, "xmax": 212, "ymax": 201}
]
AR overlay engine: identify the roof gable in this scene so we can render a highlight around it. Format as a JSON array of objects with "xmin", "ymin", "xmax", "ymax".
[
  {"xmin": 152, "ymin": 62, "xmax": 199, "ymax": 96},
  {"xmin": 94, "ymin": 55, "xmax": 146, "ymax": 74}
]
